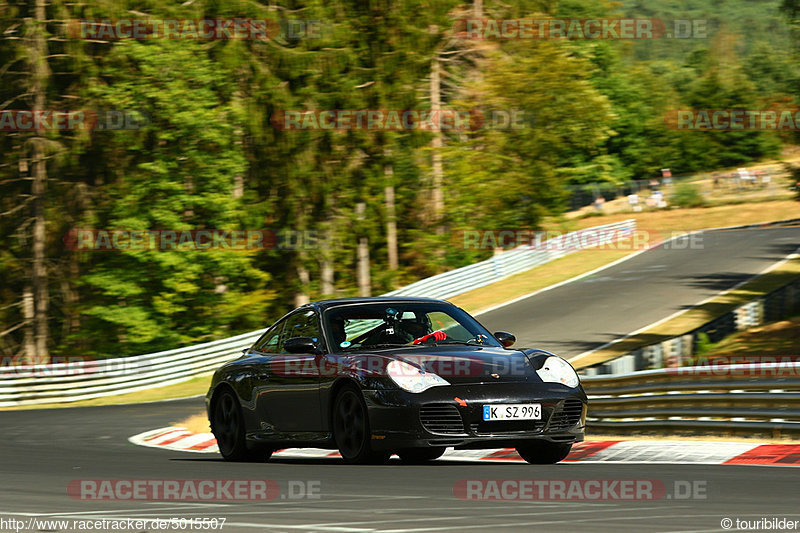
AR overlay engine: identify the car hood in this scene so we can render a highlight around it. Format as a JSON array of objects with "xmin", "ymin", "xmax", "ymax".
[{"xmin": 391, "ymin": 345, "xmax": 536, "ymax": 384}]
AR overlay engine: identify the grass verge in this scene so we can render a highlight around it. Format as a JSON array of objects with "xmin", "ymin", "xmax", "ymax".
[
  {"xmin": 454, "ymin": 200, "xmax": 799, "ymax": 315},
  {"xmin": 569, "ymin": 255, "xmax": 800, "ymax": 370},
  {"xmin": 450, "ymin": 248, "xmax": 635, "ymax": 314},
  {"xmin": 705, "ymin": 316, "xmax": 800, "ymax": 357},
  {"xmin": 547, "ymin": 199, "xmax": 799, "ymax": 234}
]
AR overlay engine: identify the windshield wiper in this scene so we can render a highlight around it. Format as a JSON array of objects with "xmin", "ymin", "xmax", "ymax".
[
  {"xmin": 347, "ymin": 343, "xmax": 411, "ymax": 350},
  {"xmin": 437, "ymin": 340, "xmax": 487, "ymax": 346}
]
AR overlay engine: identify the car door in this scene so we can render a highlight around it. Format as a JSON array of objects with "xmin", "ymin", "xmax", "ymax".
[
  {"xmin": 254, "ymin": 309, "xmax": 324, "ymax": 433},
  {"xmin": 243, "ymin": 320, "xmax": 286, "ymax": 429}
]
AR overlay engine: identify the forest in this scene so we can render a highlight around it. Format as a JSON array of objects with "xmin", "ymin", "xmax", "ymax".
[{"xmin": 1, "ymin": 0, "xmax": 798, "ymax": 360}]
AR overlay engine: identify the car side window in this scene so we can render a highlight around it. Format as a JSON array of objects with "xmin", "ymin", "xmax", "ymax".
[
  {"xmin": 279, "ymin": 310, "xmax": 321, "ymax": 353},
  {"xmin": 254, "ymin": 321, "xmax": 285, "ymax": 353}
]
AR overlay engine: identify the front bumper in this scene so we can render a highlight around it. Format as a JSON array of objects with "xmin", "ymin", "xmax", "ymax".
[{"xmin": 363, "ymin": 382, "xmax": 586, "ymax": 450}]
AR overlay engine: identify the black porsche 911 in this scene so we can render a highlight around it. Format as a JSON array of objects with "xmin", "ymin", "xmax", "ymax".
[{"xmin": 206, "ymin": 297, "xmax": 587, "ymax": 464}]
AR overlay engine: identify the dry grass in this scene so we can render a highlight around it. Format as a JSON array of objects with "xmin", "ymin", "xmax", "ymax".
[
  {"xmin": 453, "ymin": 199, "xmax": 799, "ymax": 315},
  {"xmin": 709, "ymin": 317, "xmax": 800, "ymax": 357},
  {"xmin": 569, "ymin": 257, "xmax": 800, "ymax": 369},
  {"xmin": 450, "ymin": 248, "xmax": 634, "ymax": 314},
  {"xmin": 563, "ymin": 155, "xmax": 797, "ymax": 220},
  {"xmin": 548, "ymin": 200, "xmax": 799, "ymax": 234}
]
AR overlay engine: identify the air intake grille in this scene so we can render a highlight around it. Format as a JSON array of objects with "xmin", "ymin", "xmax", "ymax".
[
  {"xmin": 548, "ymin": 398, "xmax": 584, "ymax": 432},
  {"xmin": 469, "ymin": 420, "xmax": 544, "ymax": 435},
  {"xmin": 419, "ymin": 403, "xmax": 465, "ymax": 435}
]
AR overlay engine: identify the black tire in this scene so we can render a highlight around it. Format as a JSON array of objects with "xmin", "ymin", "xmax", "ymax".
[
  {"xmin": 515, "ymin": 441, "xmax": 573, "ymax": 464},
  {"xmin": 397, "ymin": 447, "xmax": 446, "ymax": 464},
  {"xmin": 211, "ymin": 389, "xmax": 272, "ymax": 462},
  {"xmin": 332, "ymin": 385, "xmax": 390, "ymax": 464}
]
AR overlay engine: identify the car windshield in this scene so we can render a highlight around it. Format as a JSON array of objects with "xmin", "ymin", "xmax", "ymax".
[{"xmin": 323, "ymin": 302, "xmax": 501, "ymax": 351}]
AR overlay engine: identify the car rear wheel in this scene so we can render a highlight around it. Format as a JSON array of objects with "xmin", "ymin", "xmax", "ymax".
[
  {"xmin": 333, "ymin": 386, "xmax": 390, "ymax": 465},
  {"xmin": 211, "ymin": 389, "xmax": 272, "ymax": 462},
  {"xmin": 397, "ymin": 447, "xmax": 446, "ymax": 464},
  {"xmin": 516, "ymin": 441, "xmax": 573, "ymax": 464}
]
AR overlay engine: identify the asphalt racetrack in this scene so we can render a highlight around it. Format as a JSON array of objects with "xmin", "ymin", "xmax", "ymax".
[
  {"xmin": 1, "ymin": 225, "xmax": 799, "ymax": 532},
  {"xmin": 1, "ymin": 399, "xmax": 799, "ymax": 532},
  {"xmin": 478, "ymin": 225, "xmax": 800, "ymax": 357}
]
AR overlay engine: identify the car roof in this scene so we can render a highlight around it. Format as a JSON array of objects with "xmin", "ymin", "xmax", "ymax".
[{"xmin": 302, "ymin": 296, "xmax": 449, "ymax": 311}]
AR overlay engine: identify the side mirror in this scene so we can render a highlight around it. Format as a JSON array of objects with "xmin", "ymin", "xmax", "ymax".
[
  {"xmin": 494, "ymin": 331, "xmax": 516, "ymax": 348},
  {"xmin": 284, "ymin": 336, "xmax": 320, "ymax": 354}
]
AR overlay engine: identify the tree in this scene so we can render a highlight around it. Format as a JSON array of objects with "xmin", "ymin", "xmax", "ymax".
[
  {"xmin": 443, "ymin": 40, "xmax": 614, "ymax": 240},
  {"xmin": 75, "ymin": 39, "xmax": 271, "ymax": 355}
]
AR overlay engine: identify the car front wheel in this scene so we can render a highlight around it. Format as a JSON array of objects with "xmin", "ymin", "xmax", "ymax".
[
  {"xmin": 332, "ymin": 385, "xmax": 390, "ymax": 465},
  {"xmin": 211, "ymin": 389, "xmax": 272, "ymax": 462}
]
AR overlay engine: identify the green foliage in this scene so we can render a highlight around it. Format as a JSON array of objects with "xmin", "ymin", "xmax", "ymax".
[
  {"xmin": 1, "ymin": 0, "xmax": 799, "ymax": 358},
  {"xmin": 671, "ymin": 182, "xmax": 707, "ymax": 208},
  {"xmin": 693, "ymin": 332, "xmax": 715, "ymax": 357},
  {"xmin": 785, "ymin": 164, "xmax": 800, "ymax": 200}
]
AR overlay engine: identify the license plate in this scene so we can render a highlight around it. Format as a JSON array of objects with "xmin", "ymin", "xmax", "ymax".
[{"xmin": 482, "ymin": 403, "xmax": 541, "ymax": 421}]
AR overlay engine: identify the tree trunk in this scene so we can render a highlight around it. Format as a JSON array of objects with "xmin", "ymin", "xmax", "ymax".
[
  {"xmin": 430, "ymin": 58, "xmax": 444, "ymax": 237},
  {"xmin": 384, "ymin": 152, "xmax": 399, "ymax": 271},
  {"xmin": 294, "ymin": 264, "xmax": 310, "ymax": 307},
  {"xmin": 66, "ymin": 256, "xmax": 80, "ymax": 342},
  {"xmin": 356, "ymin": 202, "xmax": 371, "ymax": 297},
  {"xmin": 233, "ymin": 174, "xmax": 244, "ymax": 199},
  {"xmin": 320, "ymin": 222, "xmax": 335, "ymax": 296},
  {"xmin": 183, "ymin": 175, "xmax": 195, "ymax": 219},
  {"xmin": 22, "ymin": 285, "xmax": 36, "ymax": 363},
  {"xmin": 30, "ymin": 0, "xmax": 50, "ymax": 362}
]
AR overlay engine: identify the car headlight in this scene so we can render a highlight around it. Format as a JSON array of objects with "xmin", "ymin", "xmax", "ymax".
[
  {"xmin": 387, "ymin": 360, "xmax": 450, "ymax": 393},
  {"xmin": 536, "ymin": 356, "xmax": 580, "ymax": 388}
]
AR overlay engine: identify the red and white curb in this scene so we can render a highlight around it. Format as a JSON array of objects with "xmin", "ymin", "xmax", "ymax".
[{"xmin": 130, "ymin": 427, "xmax": 800, "ymax": 466}]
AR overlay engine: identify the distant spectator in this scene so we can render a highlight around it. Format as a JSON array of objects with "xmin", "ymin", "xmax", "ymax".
[
  {"xmin": 627, "ymin": 193, "xmax": 641, "ymax": 212},
  {"xmin": 594, "ymin": 196, "xmax": 606, "ymax": 211},
  {"xmin": 737, "ymin": 168, "xmax": 755, "ymax": 187},
  {"xmin": 644, "ymin": 189, "xmax": 666, "ymax": 209},
  {"xmin": 661, "ymin": 168, "xmax": 673, "ymax": 187}
]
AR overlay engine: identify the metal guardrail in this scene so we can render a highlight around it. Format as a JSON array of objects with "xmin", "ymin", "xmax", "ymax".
[
  {"xmin": 384, "ymin": 220, "xmax": 635, "ymax": 300},
  {"xmin": 582, "ymin": 362, "xmax": 800, "ymax": 435},
  {"xmin": 0, "ymin": 220, "xmax": 636, "ymax": 407},
  {"xmin": 0, "ymin": 330, "xmax": 261, "ymax": 406}
]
